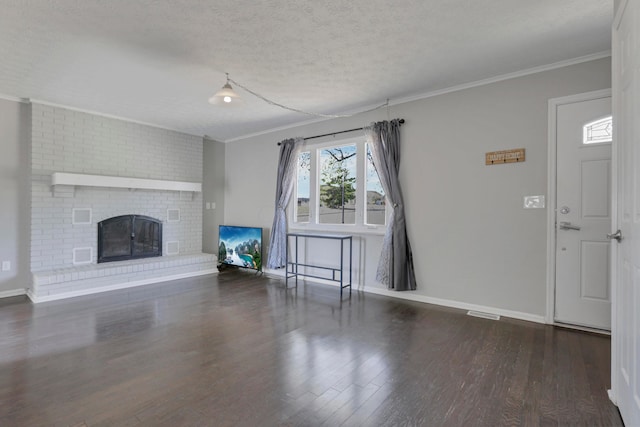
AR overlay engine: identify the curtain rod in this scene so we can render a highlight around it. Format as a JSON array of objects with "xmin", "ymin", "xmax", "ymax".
[{"xmin": 277, "ymin": 118, "xmax": 405, "ymax": 145}]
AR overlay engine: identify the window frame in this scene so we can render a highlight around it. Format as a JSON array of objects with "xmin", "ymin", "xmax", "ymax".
[{"xmin": 290, "ymin": 136, "xmax": 388, "ymax": 235}]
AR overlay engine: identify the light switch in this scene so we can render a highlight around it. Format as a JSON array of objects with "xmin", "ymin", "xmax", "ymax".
[
  {"xmin": 205, "ymin": 202, "xmax": 211, "ymax": 210},
  {"xmin": 211, "ymin": 202, "xmax": 216, "ymax": 210},
  {"xmin": 1, "ymin": 261, "xmax": 10, "ymax": 271},
  {"xmin": 524, "ymin": 195, "xmax": 545, "ymax": 209}
]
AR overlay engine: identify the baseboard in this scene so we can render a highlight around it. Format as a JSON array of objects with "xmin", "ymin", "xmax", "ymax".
[
  {"xmin": 28, "ymin": 269, "xmax": 219, "ymax": 303},
  {"xmin": 22, "ymin": 265, "xmax": 547, "ymax": 324},
  {"xmin": 363, "ymin": 287, "xmax": 546, "ymax": 324},
  {"xmin": 264, "ymin": 268, "xmax": 546, "ymax": 325},
  {"xmin": 552, "ymin": 321, "xmax": 611, "ymax": 336},
  {"xmin": 0, "ymin": 288, "xmax": 27, "ymax": 299}
]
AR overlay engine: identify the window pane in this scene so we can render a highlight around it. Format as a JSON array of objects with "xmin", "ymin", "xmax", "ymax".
[
  {"xmin": 583, "ymin": 116, "xmax": 612, "ymax": 144},
  {"xmin": 366, "ymin": 145, "xmax": 386, "ymax": 225},
  {"xmin": 295, "ymin": 151, "xmax": 310, "ymax": 222},
  {"xmin": 319, "ymin": 144, "xmax": 357, "ymax": 224}
]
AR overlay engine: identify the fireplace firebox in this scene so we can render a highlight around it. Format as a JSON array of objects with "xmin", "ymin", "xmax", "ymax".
[{"xmin": 98, "ymin": 215, "xmax": 162, "ymax": 263}]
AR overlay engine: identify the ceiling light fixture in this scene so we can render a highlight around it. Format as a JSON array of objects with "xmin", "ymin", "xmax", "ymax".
[
  {"xmin": 210, "ymin": 72, "xmax": 390, "ymax": 118},
  {"xmin": 209, "ymin": 73, "xmax": 241, "ymax": 105}
]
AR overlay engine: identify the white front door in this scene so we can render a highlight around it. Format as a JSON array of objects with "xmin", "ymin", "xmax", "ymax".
[
  {"xmin": 555, "ymin": 95, "xmax": 612, "ymax": 330},
  {"xmin": 612, "ymin": 0, "xmax": 640, "ymax": 424}
]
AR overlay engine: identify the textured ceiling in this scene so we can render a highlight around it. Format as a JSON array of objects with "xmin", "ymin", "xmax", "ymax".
[{"xmin": 0, "ymin": 0, "xmax": 612, "ymax": 142}]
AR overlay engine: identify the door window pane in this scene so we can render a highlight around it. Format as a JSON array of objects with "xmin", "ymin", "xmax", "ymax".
[{"xmin": 583, "ymin": 116, "xmax": 612, "ymax": 144}]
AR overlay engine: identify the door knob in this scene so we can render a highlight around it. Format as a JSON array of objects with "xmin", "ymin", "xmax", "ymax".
[
  {"xmin": 559, "ymin": 221, "xmax": 581, "ymax": 231},
  {"xmin": 607, "ymin": 229, "xmax": 622, "ymax": 242}
]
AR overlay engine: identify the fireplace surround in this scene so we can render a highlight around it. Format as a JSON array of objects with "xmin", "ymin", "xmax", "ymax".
[
  {"xmin": 98, "ymin": 215, "xmax": 162, "ymax": 263},
  {"xmin": 27, "ymin": 103, "xmax": 216, "ymax": 302}
]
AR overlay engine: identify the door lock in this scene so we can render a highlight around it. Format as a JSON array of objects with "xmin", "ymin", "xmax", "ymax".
[{"xmin": 559, "ymin": 221, "xmax": 581, "ymax": 231}]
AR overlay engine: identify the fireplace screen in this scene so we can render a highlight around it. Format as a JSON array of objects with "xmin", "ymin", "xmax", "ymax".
[{"xmin": 98, "ymin": 215, "xmax": 162, "ymax": 263}]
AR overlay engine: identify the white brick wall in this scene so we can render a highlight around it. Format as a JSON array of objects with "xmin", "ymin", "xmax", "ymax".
[{"xmin": 30, "ymin": 103, "xmax": 203, "ymax": 271}]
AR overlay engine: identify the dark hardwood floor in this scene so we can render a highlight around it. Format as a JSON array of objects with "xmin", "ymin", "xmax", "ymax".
[{"xmin": 0, "ymin": 271, "xmax": 623, "ymax": 426}]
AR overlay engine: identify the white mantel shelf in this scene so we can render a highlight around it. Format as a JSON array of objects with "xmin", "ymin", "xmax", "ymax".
[{"xmin": 51, "ymin": 172, "xmax": 202, "ymax": 193}]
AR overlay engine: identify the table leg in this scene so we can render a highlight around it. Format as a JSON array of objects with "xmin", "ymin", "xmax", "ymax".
[
  {"xmin": 295, "ymin": 235, "xmax": 299, "ymax": 289},
  {"xmin": 340, "ymin": 239, "xmax": 344, "ymax": 297},
  {"xmin": 349, "ymin": 237, "xmax": 352, "ymax": 295}
]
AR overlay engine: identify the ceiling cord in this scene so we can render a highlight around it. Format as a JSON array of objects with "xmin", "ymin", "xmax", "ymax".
[{"xmin": 227, "ymin": 76, "xmax": 389, "ymax": 118}]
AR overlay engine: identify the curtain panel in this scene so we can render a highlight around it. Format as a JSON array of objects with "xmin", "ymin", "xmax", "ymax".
[
  {"xmin": 266, "ymin": 137, "xmax": 303, "ymax": 269},
  {"xmin": 365, "ymin": 120, "xmax": 417, "ymax": 291}
]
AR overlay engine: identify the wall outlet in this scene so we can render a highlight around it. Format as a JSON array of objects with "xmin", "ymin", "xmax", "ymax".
[
  {"xmin": 205, "ymin": 202, "xmax": 211, "ymax": 210},
  {"xmin": 1, "ymin": 261, "xmax": 10, "ymax": 271}
]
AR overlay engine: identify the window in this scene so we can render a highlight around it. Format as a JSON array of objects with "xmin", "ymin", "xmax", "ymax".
[
  {"xmin": 583, "ymin": 116, "xmax": 612, "ymax": 144},
  {"xmin": 293, "ymin": 137, "xmax": 387, "ymax": 231},
  {"xmin": 295, "ymin": 152, "xmax": 310, "ymax": 223},
  {"xmin": 319, "ymin": 144, "xmax": 357, "ymax": 224},
  {"xmin": 366, "ymin": 145, "xmax": 386, "ymax": 225}
]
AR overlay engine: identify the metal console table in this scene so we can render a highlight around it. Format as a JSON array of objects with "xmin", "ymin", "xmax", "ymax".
[{"xmin": 285, "ymin": 232, "xmax": 353, "ymax": 296}]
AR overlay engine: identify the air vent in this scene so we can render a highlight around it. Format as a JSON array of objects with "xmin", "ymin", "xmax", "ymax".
[
  {"xmin": 166, "ymin": 241, "xmax": 179, "ymax": 255},
  {"xmin": 73, "ymin": 247, "xmax": 93, "ymax": 265},
  {"xmin": 467, "ymin": 310, "xmax": 500, "ymax": 321},
  {"xmin": 167, "ymin": 209, "xmax": 180, "ymax": 222},
  {"xmin": 72, "ymin": 208, "xmax": 92, "ymax": 225}
]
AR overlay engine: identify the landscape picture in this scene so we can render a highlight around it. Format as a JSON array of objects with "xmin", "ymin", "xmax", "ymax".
[{"xmin": 218, "ymin": 225, "xmax": 262, "ymax": 271}]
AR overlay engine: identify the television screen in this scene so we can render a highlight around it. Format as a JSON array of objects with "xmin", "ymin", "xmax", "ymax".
[{"xmin": 218, "ymin": 225, "xmax": 263, "ymax": 271}]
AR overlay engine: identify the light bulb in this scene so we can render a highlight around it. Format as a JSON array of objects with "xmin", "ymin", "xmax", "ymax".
[{"xmin": 223, "ymin": 96, "xmax": 232, "ymax": 103}]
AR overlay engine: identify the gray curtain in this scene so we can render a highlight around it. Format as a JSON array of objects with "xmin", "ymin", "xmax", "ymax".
[
  {"xmin": 267, "ymin": 137, "xmax": 303, "ymax": 269},
  {"xmin": 364, "ymin": 119, "xmax": 417, "ymax": 291}
]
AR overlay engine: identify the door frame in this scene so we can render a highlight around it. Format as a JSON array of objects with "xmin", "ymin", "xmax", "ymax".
[{"xmin": 545, "ymin": 88, "xmax": 613, "ymax": 326}]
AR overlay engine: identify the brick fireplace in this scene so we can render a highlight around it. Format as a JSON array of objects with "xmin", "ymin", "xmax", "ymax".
[{"xmin": 28, "ymin": 103, "xmax": 216, "ymax": 302}]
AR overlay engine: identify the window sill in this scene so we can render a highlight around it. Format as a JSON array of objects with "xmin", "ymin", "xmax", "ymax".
[{"xmin": 289, "ymin": 223, "xmax": 386, "ymax": 236}]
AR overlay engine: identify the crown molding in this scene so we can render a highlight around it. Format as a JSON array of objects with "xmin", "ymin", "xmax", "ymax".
[
  {"xmin": 390, "ymin": 50, "xmax": 612, "ymax": 107},
  {"xmin": 29, "ymin": 98, "xmax": 202, "ymax": 138},
  {"xmin": 3, "ymin": 50, "xmax": 611, "ymax": 144},
  {"xmin": 224, "ymin": 51, "xmax": 612, "ymax": 143},
  {"xmin": 0, "ymin": 93, "xmax": 28, "ymax": 103},
  {"xmin": 223, "ymin": 116, "xmax": 330, "ymax": 143}
]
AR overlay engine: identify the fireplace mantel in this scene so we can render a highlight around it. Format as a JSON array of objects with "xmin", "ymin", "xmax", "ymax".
[{"xmin": 51, "ymin": 172, "xmax": 202, "ymax": 195}]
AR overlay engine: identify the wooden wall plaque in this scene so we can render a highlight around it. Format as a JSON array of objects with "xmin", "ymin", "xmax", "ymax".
[{"xmin": 485, "ymin": 148, "xmax": 525, "ymax": 165}]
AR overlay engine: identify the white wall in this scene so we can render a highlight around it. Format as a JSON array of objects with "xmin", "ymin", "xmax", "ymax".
[
  {"xmin": 223, "ymin": 57, "xmax": 611, "ymax": 319},
  {"xmin": 0, "ymin": 98, "xmax": 30, "ymax": 295},
  {"xmin": 202, "ymin": 138, "xmax": 226, "ymax": 254}
]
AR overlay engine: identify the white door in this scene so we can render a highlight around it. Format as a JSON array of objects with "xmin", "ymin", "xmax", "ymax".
[
  {"xmin": 612, "ymin": 0, "xmax": 640, "ymax": 424},
  {"xmin": 555, "ymin": 96, "xmax": 612, "ymax": 330}
]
